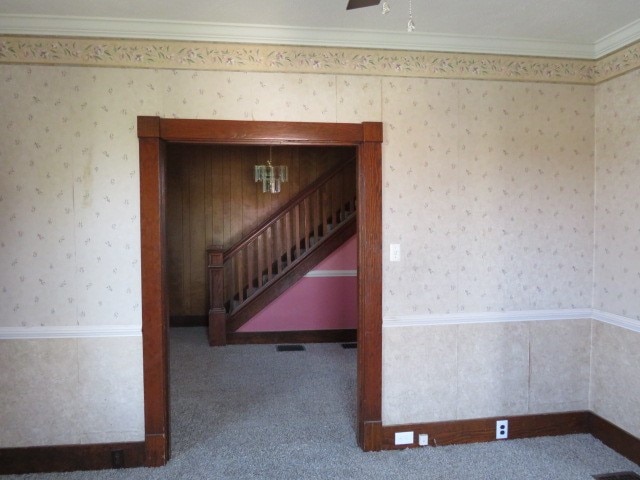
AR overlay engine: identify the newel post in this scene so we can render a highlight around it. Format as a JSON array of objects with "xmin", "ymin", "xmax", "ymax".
[{"xmin": 207, "ymin": 247, "xmax": 226, "ymax": 346}]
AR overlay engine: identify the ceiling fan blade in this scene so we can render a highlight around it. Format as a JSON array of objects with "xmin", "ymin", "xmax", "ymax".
[{"xmin": 346, "ymin": 0, "xmax": 381, "ymax": 10}]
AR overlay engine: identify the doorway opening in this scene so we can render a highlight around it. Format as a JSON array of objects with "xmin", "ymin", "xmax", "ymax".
[
  {"xmin": 165, "ymin": 143, "xmax": 358, "ymax": 341},
  {"xmin": 137, "ymin": 117, "xmax": 383, "ymax": 465}
]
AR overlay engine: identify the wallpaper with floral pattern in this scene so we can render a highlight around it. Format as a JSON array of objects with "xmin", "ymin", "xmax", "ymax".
[
  {"xmin": 594, "ymin": 68, "xmax": 640, "ymax": 320},
  {"xmin": 382, "ymin": 78, "xmax": 594, "ymax": 315},
  {"xmin": 0, "ymin": 66, "xmax": 158, "ymax": 327},
  {"xmin": 0, "ymin": 66, "xmax": 597, "ymax": 327},
  {"xmin": 0, "ymin": 37, "xmax": 638, "ymax": 446},
  {"xmin": 590, "ymin": 65, "xmax": 640, "ymax": 438}
]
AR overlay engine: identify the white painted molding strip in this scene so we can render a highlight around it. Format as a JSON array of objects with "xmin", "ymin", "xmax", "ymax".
[
  {"xmin": 384, "ymin": 308, "xmax": 640, "ymax": 333},
  {"xmin": 384, "ymin": 308, "xmax": 593, "ymax": 327},
  {"xmin": 2, "ymin": 309, "xmax": 637, "ymax": 339},
  {"xmin": 304, "ymin": 270, "xmax": 357, "ymax": 278},
  {"xmin": 0, "ymin": 14, "xmax": 595, "ymax": 59},
  {"xmin": 591, "ymin": 309, "xmax": 640, "ymax": 334},
  {"xmin": 0, "ymin": 324, "xmax": 141, "ymax": 340}
]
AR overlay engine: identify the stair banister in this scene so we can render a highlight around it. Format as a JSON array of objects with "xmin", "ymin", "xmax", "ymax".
[
  {"xmin": 207, "ymin": 156, "xmax": 357, "ymax": 346},
  {"xmin": 223, "ymin": 157, "xmax": 355, "ymax": 259}
]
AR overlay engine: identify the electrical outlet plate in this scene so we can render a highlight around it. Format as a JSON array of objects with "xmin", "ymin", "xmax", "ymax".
[
  {"xmin": 496, "ymin": 419, "xmax": 508, "ymax": 439},
  {"xmin": 418, "ymin": 433, "xmax": 429, "ymax": 446},
  {"xmin": 395, "ymin": 431, "xmax": 413, "ymax": 445}
]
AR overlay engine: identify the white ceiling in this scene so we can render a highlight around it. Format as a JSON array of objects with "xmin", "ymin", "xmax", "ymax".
[{"xmin": 1, "ymin": 0, "xmax": 640, "ymax": 59}]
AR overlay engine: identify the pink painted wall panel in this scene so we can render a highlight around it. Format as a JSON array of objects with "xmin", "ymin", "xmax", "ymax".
[
  {"xmin": 239, "ymin": 235, "xmax": 357, "ymax": 332},
  {"xmin": 237, "ymin": 276, "xmax": 357, "ymax": 332},
  {"xmin": 314, "ymin": 235, "xmax": 357, "ymax": 270}
]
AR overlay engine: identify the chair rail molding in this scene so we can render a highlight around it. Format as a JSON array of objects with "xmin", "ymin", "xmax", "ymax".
[
  {"xmin": 384, "ymin": 308, "xmax": 640, "ymax": 333},
  {"xmin": 0, "ymin": 325, "xmax": 142, "ymax": 340}
]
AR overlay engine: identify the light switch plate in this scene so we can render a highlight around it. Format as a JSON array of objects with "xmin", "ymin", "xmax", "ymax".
[{"xmin": 390, "ymin": 243, "xmax": 401, "ymax": 262}]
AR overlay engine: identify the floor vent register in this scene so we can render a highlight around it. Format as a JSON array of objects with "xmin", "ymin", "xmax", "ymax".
[{"xmin": 276, "ymin": 344, "xmax": 306, "ymax": 352}]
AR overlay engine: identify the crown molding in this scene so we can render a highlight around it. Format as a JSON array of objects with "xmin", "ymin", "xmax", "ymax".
[
  {"xmin": 594, "ymin": 17, "xmax": 640, "ymax": 58},
  {"xmin": 0, "ymin": 13, "xmax": 599, "ymax": 59},
  {"xmin": 0, "ymin": 324, "xmax": 141, "ymax": 340}
]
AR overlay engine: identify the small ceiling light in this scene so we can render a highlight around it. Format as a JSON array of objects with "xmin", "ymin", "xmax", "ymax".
[
  {"xmin": 381, "ymin": 1, "xmax": 390, "ymax": 14},
  {"xmin": 255, "ymin": 147, "xmax": 288, "ymax": 194}
]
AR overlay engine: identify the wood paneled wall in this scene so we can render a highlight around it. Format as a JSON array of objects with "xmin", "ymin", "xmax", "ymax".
[{"xmin": 166, "ymin": 144, "xmax": 356, "ymax": 316}]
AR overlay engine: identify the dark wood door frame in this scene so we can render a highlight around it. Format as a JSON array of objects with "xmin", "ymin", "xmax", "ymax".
[{"xmin": 138, "ymin": 117, "xmax": 383, "ymax": 466}]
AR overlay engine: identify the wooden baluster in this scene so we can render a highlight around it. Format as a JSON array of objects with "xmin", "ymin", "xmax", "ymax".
[
  {"xmin": 329, "ymin": 176, "xmax": 340, "ymax": 229},
  {"xmin": 294, "ymin": 204, "xmax": 301, "ymax": 260},
  {"xmin": 207, "ymin": 248, "xmax": 226, "ymax": 346},
  {"xmin": 336, "ymin": 175, "xmax": 342, "ymax": 224},
  {"xmin": 329, "ymin": 176, "xmax": 335, "ymax": 226},
  {"xmin": 266, "ymin": 225, "xmax": 273, "ymax": 282},
  {"xmin": 284, "ymin": 211, "xmax": 291, "ymax": 269},
  {"xmin": 247, "ymin": 240, "xmax": 254, "ymax": 297},
  {"xmin": 237, "ymin": 249, "xmax": 244, "ymax": 303},
  {"xmin": 303, "ymin": 197, "xmax": 311, "ymax": 253},
  {"xmin": 274, "ymin": 218, "xmax": 281, "ymax": 274},
  {"xmin": 314, "ymin": 188, "xmax": 321, "ymax": 245},
  {"xmin": 309, "ymin": 191, "xmax": 315, "ymax": 246},
  {"xmin": 257, "ymin": 233, "xmax": 264, "ymax": 288},
  {"xmin": 322, "ymin": 183, "xmax": 329, "ymax": 237},
  {"xmin": 309, "ymin": 193, "xmax": 315, "ymax": 247},
  {"xmin": 227, "ymin": 256, "xmax": 235, "ymax": 310}
]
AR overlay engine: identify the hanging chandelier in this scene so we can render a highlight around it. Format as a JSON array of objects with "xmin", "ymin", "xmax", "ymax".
[{"xmin": 254, "ymin": 147, "xmax": 288, "ymax": 193}]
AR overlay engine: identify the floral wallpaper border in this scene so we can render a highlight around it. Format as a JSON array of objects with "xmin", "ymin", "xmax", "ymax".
[
  {"xmin": 0, "ymin": 35, "xmax": 638, "ymax": 85},
  {"xmin": 596, "ymin": 40, "xmax": 640, "ymax": 83}
]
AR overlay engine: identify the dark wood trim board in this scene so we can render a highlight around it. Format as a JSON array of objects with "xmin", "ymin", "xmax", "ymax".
[
  {"xmin": 169, "ymin": 315, "xmax": 208, "ymax": 327},
  {"xmin": 226, "ymin": 328, "xmax": 357, "ymax": 345},
  {"xmin": 0, "ymin": 441, "xmax": 145, "ymax": 475},
  {"xmin": 381, "ymin": 411, "xmax": 591, "ymax": 450},
  {"xmin": 380, "ymin": 411, "xmax": 640, "ymax": 467},
  {"xmin": 138, "ymin": 117, "xmax": 384, "ymax": 463},
  {"xmin": 590, "ymin": 413, "xmax": 640, "ymax": 466},
  {"xmin": 2, "ymin": 411, "xmax": 638, "ymax": 473}
]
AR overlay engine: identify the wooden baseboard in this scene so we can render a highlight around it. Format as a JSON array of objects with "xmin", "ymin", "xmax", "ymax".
[
  {"xmin": 169, "ymin": 315, "xmax": 207, "ymax": 327},
  {"xmin": 380, "ymin": 411, "xmax": 640, "ymax": 467},
  {"xmin": 589, "ymin": 413, "xmax": 640, "ymax": 466},
  {"xmin": 0, "ymin": 441, "xmax": 145, "ymax": 475},
  {"xmin": 2, "ymin": 414, "xmax": 637, "ymax": 474},
  {"xmin": 381, "ymin": 411, "xmax": 590, "ymax": 450},
  {"xmin": 226, "ymin": 328, "xmax": 357, "ymax": 345}
]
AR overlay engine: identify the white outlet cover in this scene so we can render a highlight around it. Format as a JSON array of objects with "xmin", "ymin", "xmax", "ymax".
[
  {"xmin": 496, "ymin": 420, "xmax": 509, "ymax": 439},
  {"xmin": 418, "ymin": 433, "xmax": 429, "ymax": 446},
  {"xmin": 395, "ymin": 431, "xmax": 413, "ymax": 445}
]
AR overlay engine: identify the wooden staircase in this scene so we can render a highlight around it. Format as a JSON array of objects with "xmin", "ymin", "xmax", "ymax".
[{"xmin": 207, "ymin": 158, "xmax": 357, "ymax": 346}]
